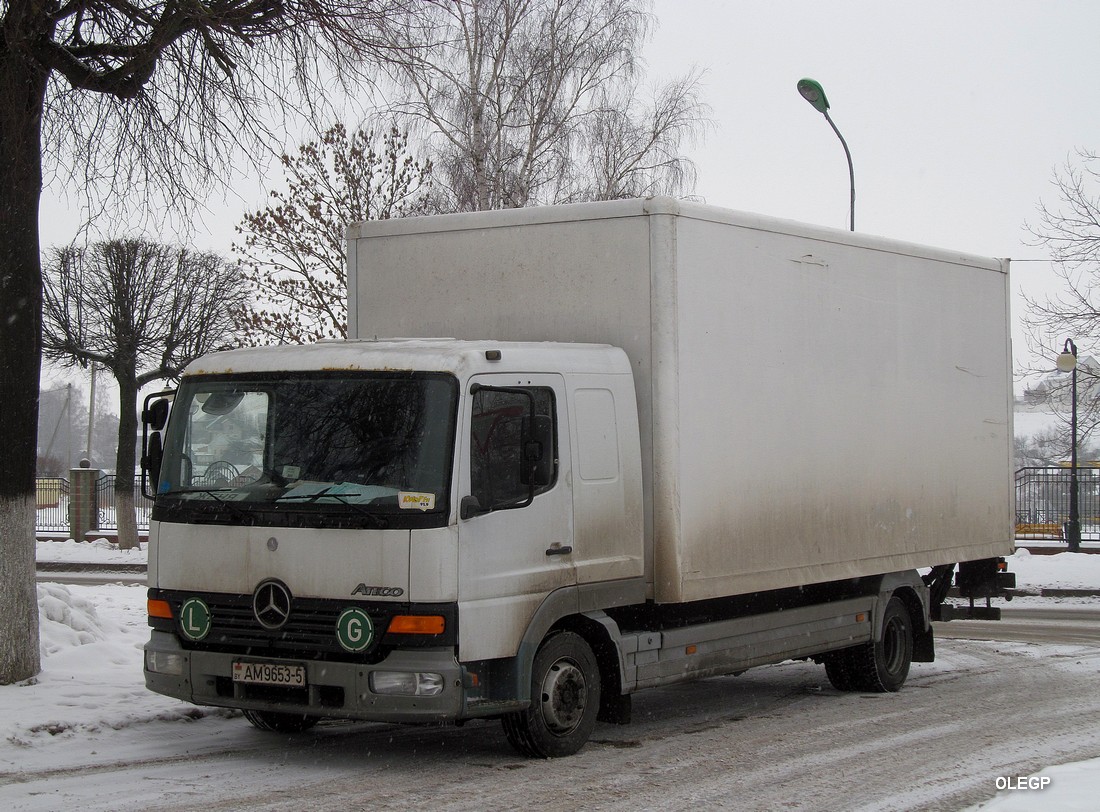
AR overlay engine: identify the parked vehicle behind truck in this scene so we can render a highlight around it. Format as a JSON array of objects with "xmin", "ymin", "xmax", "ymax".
[{"xmin": 143, "ymin": 198, "xmax": 1014, "ymax": 756}]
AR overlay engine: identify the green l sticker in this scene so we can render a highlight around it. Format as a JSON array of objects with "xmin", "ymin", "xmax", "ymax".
[{"xmin": 179, "ymin": 597, "xmax": 211, "ymax": 641}]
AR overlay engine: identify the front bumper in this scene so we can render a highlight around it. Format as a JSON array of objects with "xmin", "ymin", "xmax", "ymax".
[{"xmin": 144, "ymin": 631, "xmax": 467, "ymax": 723}]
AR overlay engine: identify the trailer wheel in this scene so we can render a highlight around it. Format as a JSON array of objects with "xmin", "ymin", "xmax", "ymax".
[
  {"xmin": 502, "ymin": 631, "xmax": 601, "ymax": 758},
  {"xmin": 828, "ymin": 596, "xmax": 913, "ymax": 693},
  {"xmin": 242, "ymin": 709, "xmax": 319, "ymax": 733}
]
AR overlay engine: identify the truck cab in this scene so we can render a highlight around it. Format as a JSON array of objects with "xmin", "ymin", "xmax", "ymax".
[{"xmin": 144, "ymin": 339, "xmax": 643, "ymax": 748}]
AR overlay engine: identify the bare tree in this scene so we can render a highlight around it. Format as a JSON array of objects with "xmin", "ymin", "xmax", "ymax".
[
  {"xmin": 235, "ymin": 124, "xmax": 434, "ymax": 344},
  {"xmin": 577, "ymin": 70, "xmax": 706, "ymax": 201},
  {"xmin": 41, "ymin": 240, "xmax": 248, "ymax": 551},
  {"xmin": 376, "ymin": 0, "xmax": 707, "ymax": 211},
  {"xmin": 0, "ymin": 0, "xmax": 418, "ymax": 683},
  {"xmin": 1023, "ymin": 149, "xmax": 1100, "ymax": 345},
  {"xmin": 1021, "ymin": 149, "xmax": 1100, "ymax": 445}
]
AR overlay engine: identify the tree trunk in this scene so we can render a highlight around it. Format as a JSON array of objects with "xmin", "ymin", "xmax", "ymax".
[
  {"xmin": 0, "ymin": 30, "xmax": 50, "ymax": 682},
  {"xmin": 115, "ymin": 373, "xmax": 141, "ymax": 550}
]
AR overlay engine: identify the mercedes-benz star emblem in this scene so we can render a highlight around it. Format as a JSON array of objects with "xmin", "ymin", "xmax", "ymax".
[{"xmin": 253, "ymin": 580, "xmax": 292, "ymax": 630}]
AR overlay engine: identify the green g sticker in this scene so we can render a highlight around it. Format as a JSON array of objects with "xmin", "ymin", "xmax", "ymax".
[
  {"xmin": 336, "ymin": 608, "xmax": 374, "ymax": 652},
  {"xmin": 180, "ymin": 597, "xmax": 211, "ymax": 641}
]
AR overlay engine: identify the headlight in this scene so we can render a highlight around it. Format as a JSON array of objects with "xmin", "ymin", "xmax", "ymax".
[
  {"xmin": 145, "ymin": 650, "xmax": 185, "ymax": 676},
  {"xmin": 369, "ymin": 671, "xmax": 444, "ymax": 696}
]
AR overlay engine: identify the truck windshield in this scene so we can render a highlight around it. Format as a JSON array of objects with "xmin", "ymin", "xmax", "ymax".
[{"xmin": 155, "ymin": 371, "xmax": 457, "ymax": 529}]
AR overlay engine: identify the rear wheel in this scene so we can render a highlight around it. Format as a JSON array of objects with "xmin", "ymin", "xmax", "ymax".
[
  {"xmin": 502, "ymin": 631, "xmax": 601, "ymax": 758},
  {"xmin": 242, "ymin": 709, "xmax": 319, "ymax": 733},
  {"xmin": 825, "ymin": 596, "xmax": 914, "ymax": 693}
]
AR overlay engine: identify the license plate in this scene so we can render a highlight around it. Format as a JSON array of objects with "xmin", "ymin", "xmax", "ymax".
[{"xmin": 232, "ymin": 660, "xmax": 307, "ymax": 687}]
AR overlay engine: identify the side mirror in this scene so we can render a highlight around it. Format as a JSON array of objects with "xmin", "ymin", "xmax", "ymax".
[
  {"xmin": 144, "ymin": 398, "xmax": 171, "ymax": 431},
  {"xmin": 521, "ymin": 415, "xmax": 554, "ymax": 488},
  {"xmin": 143, "ymin": 433, "xmax": 164, "ymax": 486},
  {"xmin": 141, "ymin": 391, "xmax": 175, "ymax": 499},
  {"xmin": 460, "ymin": 495, "xmax": 484, "ymax": 520}
]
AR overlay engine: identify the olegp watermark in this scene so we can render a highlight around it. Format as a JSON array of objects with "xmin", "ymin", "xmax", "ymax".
[{"xmin": 996, "ymin": 775, "xmax": 1051, "ymax": 791}]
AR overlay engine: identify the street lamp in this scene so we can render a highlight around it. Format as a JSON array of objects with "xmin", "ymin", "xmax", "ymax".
[
  {"xmin": 1056, "ymin": 339, "xmax": 1081, "ymax": 552},
  {"xmin": 797, "ymin": 78, "xmax": 855, "ymax": 232}
]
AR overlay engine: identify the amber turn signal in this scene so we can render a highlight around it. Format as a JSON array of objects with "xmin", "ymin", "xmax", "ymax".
[{"xmin": 387, "ymin": 615, "xmax": 445, "ymax": 635}]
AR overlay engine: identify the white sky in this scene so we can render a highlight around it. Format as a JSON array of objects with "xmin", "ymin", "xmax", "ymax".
[
  {"xmin": 38, "ymin": 0, "xmax": 1100, "ymax": 387},
  {"xmin": 642, "ymin": 0, "xmax": 1100, "ymax": 376}
]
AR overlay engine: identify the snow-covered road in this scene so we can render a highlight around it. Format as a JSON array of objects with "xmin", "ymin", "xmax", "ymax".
[{"xmin": 2, "ymin": 543, "xmax": 1098, "ymax": 811}]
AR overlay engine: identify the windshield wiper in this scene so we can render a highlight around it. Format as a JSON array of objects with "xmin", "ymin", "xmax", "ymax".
[
  {"xmin": 278, "ymin": 485, "xmax": 389, "ymax": 528},
  {"xmin": 169, "ymin": 487, "xmax": 250, "ymax": 522}
]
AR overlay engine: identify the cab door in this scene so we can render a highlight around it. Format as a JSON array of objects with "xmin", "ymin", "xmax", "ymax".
[{"xmin": 456, "ymin": 373, "xmax": 575, "ymax": 661}]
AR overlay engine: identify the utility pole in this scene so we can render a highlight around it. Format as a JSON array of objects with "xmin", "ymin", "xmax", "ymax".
[{"xmin": 85, "ymin": 364, "xmax": 97, "ymax": 463}]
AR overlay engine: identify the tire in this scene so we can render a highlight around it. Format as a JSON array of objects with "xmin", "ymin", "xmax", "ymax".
[
  {"xmin": 824, "ymin": 649, "xmax": 858, "ymax": 691},
  {"xmin": 502, "ymin": 631, "xmax": 601, "ymax": 758},
  {"xmin": 827, "ymin": 596, "xmax": 914, "ymax": 693},
  {"xmin": 242, "ymin": 709, "xmax": 319, "ymax": 733}
]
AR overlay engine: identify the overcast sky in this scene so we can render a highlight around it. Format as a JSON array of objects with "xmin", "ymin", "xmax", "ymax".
[
  {"xmin": 38, "ymin": 0, "xmax": 1100, "ymax": 386},
  {"xmin": 644, "ymin": 0, "xmax": 1100, "ymax": 375}
]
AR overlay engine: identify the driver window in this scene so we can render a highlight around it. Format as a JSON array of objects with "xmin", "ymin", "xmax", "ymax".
[{"xmin": 470, "ymin": 387, "xmax": 556, "ymax": 509}]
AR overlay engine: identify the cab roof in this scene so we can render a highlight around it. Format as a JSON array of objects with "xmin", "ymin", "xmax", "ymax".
[{"xmin": 181, "ymin": 339, "xmax": 633, "ymax": 379}]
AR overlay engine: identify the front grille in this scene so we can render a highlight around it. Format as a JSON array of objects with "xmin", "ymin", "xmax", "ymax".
[
  {"xmin": 151, "ymin": 589, "xmax": 458, "ymax": 663},
  {"xmin": 162, "ymin": 591, "xmax": 387, "ymax": 662}
]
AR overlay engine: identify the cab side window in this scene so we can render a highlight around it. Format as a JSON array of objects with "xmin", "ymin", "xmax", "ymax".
[{"xmin": 470, "ymin": 387, "xmax": 556, "ymax": 510}]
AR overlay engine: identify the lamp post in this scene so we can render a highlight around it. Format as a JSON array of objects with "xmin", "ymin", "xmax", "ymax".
[
  {"xmin": 797, "ymin": 78, "xmax": 855, "ymax": 232},
  {"xmin": 1056, "ymin": 339, "xmax": 1081, "ymax": 552}
]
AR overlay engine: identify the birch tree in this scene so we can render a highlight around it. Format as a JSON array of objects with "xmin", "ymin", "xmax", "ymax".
[
  {"xmin": 377, "ymin": 0, "xmax": 707, "ymax": 211},
  {"xmin": 579, "ymin": 70, "xmax": 705, "ymax": 200}
]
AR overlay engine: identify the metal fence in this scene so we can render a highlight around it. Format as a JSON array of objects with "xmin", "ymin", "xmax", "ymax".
[
  {"xmin": 34, "ymin": 478, "xmax": 69, "ymax": 531},
  {"xmin": 1015, "ymin": 466, "xmax": 1100, "ymax": 539},
  {"xmin": 35, "ymin": 475, "xmax": 153, "ymax": 533},
  {"xmin": 95, "ymin": 475, "xmax": 154, "ymax": 530}
]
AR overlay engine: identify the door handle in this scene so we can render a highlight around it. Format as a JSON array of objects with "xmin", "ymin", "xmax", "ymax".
[{"xmin": 545, "ymin": 545, "xmax": 573, "ymax": 556}]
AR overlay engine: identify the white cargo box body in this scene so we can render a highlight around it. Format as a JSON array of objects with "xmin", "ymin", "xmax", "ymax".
[{"xmin": 347, "ymin": 198, "xmax": 1013, "ymax": 604}]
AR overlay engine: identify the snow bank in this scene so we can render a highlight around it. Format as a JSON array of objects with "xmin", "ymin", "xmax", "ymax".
[
  {"xmin": 1, "ymin": 583, "xmax": 228, "ymax": 769},
  {"xmin": 37, "ymin": 582, "xmax": 105, "ymax": 656},
  {"xmin": 35, "ymin": 538, "xmax": 147, "ymax": 565},
  {"xmin": 1008, "ymin": 548, "xmax": 1100, "ymax": 591}
]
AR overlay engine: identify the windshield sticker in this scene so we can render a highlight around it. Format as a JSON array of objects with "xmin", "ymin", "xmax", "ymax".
[{"xmin": 399, "ymin": 492, "xmax": 436, "ymax": 511}]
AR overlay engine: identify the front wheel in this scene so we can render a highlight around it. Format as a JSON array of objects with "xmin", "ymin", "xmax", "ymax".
[{"xmin": 502, "ymin": 631, "xmax": 601, "ymax": 758}]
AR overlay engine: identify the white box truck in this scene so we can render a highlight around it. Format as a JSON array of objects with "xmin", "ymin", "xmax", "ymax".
[{"xmin": 142, "ymin": 198, "xmax": 1014, "ymax": 757}]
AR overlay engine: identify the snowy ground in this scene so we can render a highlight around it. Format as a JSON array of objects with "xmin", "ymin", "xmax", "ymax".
[{"xmin": 3, "ymin": 541, "xmax": 1099, "ymax": 810}]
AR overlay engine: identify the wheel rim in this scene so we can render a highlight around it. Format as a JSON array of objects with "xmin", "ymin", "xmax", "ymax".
[
  {"xmin": 539, "ymin": 658, "xmax": 587, "ymax": 735},
  {"xmin": 882, "ymin": 615, "xmax": 907, "ymax": 675}
]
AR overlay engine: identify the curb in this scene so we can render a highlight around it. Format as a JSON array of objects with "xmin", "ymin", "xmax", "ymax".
[{"xmin": 36, "ymin": 561, "xmax": 147, "ymax": 574}]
